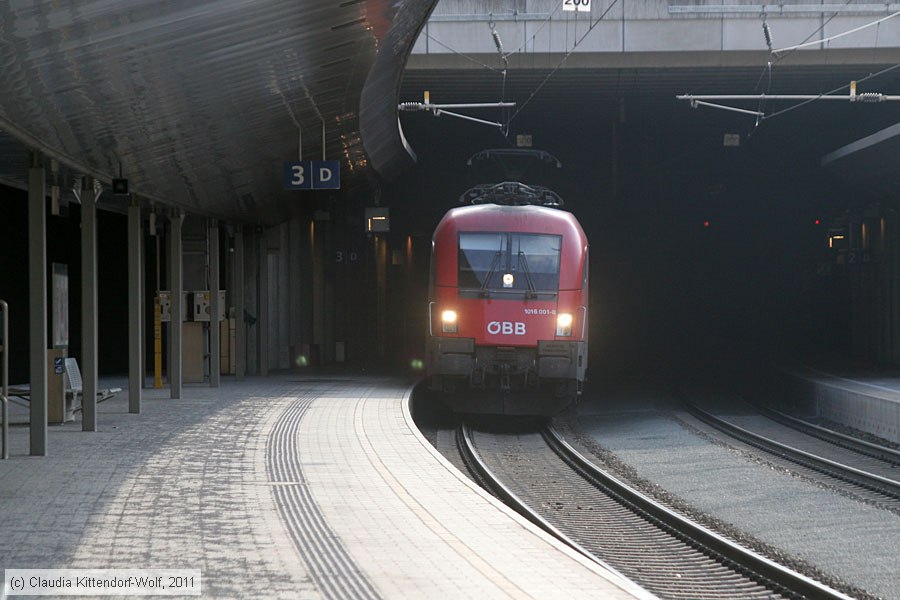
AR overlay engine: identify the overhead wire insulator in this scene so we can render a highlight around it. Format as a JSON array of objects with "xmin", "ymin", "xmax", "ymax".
[
  {"xmin": 763, "ymin": 20, "xmax": 774, "ymax": 52},
  {"xmin": 856, "ymin": 92, "xmax": 885, "ymax": 102},
  {"xmin": 491, "ymin": 28, "xmax": 509, "ymax": 67}
]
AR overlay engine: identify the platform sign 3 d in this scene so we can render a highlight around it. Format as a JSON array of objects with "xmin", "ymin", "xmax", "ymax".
[{"xmin": 283, "ymin": 160, "xmax": 341, "ymax": 190}]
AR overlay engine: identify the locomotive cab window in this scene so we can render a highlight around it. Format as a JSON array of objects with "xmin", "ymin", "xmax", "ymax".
[{"xmin": 458, "ymin": 232, "xmax": 561, "ymax": 296}]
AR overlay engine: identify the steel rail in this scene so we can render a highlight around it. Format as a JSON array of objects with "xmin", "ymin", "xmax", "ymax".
[
  {"xmin": 460, "ymin": 420, "xmax": 851, "ymax": 599},
  {"xmin": 544, "ymin": 425, "xmax": 854, "ymax": 600},
  {"xmin": 456, "ymin": 425, "xmax": 630, "ymax": 580},
  {"xmin": 686, "ymin": 403, "xmax": 900, "ymax": 497},
  {"xmin": 754, "ymin": 404, "xmax": 900, "ymax": 465}
]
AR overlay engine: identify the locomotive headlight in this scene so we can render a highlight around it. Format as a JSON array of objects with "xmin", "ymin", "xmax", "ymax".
[
  {"xmin": 441, "ymin": 309, "xmax": 458, "ymax": 333},
  {"xmin": 556, "ymin": 312, "xmax": 573, "ymax": 337}
]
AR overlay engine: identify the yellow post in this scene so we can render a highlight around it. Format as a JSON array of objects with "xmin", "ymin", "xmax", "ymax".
[{"xmin": 154, "ymin": 295, "xmax": 163, "ymax": 388}]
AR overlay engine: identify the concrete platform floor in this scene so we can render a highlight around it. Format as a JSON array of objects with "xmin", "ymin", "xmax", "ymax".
[{"xmin": 0, "ymin": 374, "xmax": 645, "ymax": 599}]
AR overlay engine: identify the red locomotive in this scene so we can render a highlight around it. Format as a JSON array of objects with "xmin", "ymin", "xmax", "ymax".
[{"xmin": 426, "ymin": 181, "xmax": 589, "ymax": 415}]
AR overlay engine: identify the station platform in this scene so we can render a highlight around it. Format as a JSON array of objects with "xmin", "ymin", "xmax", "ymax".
[
  {"xmin": 772, "ymin": 357, "xmax": 900, "ymax": 444},
  {"xmin": 0, "ymin": 374, "xmax": 645, "ymax": 599}
]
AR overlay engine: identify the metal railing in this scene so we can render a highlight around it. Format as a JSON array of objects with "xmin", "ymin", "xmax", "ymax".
[{"xmin": 1, "ymin": 299, "xmax": 8, "ymax": 459}]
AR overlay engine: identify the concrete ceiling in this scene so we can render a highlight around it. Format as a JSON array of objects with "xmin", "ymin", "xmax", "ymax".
[
  {"xmin": 0, "ymin": 0, "xmax": 433, "ymax": 225},
  {"xmin": 1, "ymin": 1, "xmax": 896, "ymax": 225}
]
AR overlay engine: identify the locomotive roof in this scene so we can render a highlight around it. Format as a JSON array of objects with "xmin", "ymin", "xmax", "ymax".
[{"xmin": 435, "ymin": 203, "xmax": 586, "ymax": 240}]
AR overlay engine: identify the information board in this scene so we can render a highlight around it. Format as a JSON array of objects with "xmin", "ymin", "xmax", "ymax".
[{"xmin": 283, "ymin": 160, "xmax": 341, "ymax": 190}]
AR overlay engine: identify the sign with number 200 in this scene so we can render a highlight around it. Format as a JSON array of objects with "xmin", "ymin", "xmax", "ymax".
[{"xmin": 563, "ymin": 0, "xmax": 591, "ymax": 12}]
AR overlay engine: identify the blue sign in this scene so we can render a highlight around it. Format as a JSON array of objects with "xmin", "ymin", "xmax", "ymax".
[
  {"xmin": 283, "ymin": 160, "xmax": 340, "ymax": 190},
  {"xmin": 54, "ymin": 357, "xmax": 64, "ymax": 374},
  {"xmin": 283, "ymin": 162, "xmax": 312, "ymax": 190},
  {"xmin": 313, "ymin": 160, "xmax": 340, "ymax": 189}
]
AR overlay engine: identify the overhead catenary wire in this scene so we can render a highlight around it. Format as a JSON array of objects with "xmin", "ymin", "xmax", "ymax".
[
  {"xmin": 761, "ymin": 62, "xmax": 900, "ymax": 121},
  {"xmin": 398, "ymin": 101, "xmax": 516, "ymax": 129},
  {"xmin": 771, "ymin": 0, "xmax": 854, "ymax": 63},
  {"xmin": 690, "ymin": 100, "xmax": 765, "ymax": 116},
  {"xmin": 684, "ymin": 0, "xmax": 899, "ymax": 126},
  {"xmin": 488, "ymin": 17, "xmax": 511, "ymax": 135},
  {"xmin": 505, "ymin": 0, "xmax": 566, "ymax": 56},
  {"xmin": 410, "ymin": 23, "xmax": 514, "ymax": 132},
  {"xmin": 681, "ymin": 92, "xmax": 900, "ymax": 102},
  {"xmin": 428, "ymin": 6, "xmax": 565, "ymax": 58},
  {"xmin": 749, "ymin": 0, "xmax": 855, "ymax": 128},
  {"xmin": 415, "ymin": 2, "xmax": 621, "ymax": 133},
  {"xmin": 678, "ymin": 62, "xmax": 900, "ymax": 121},
  {"xmin": 508, "ymin": 0, "xmax": 623, "ymax": 125},
  {"xmin": 425, "ymin": 32, "xmax": 501, "ymax": 72},
  {"xmin": 752, "ymin": 16, "xmax": 776, "ymax": 127},
  {"xmin": 752, "ymin": 61, "xmax": 772, "ymax": 128},
  {"xmin": 419, "ymin": 22, "xmax": 511, "ymax": 125},
  {"xmin": 773, "ymin": 9, "xmax": 900, "ymax": 54}
]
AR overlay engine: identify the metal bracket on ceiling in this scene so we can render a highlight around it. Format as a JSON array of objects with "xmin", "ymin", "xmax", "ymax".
[
  {"xmin": 294, "ymin": 118, "xmax": 327, "ymax": 160},
  {"xmin": 399, "ymin": 92, "xmax": 516, "ymax": 129},
  {"xmin": 678, "ymin": 89, "xmax": 900, "ymax": 118}
]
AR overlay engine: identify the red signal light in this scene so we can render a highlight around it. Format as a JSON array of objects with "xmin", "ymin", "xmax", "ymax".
[
  {"xmin": 814, "ymin": 219, "xmax": 821, "ymax": 225},
  {"xmin": 703, "ymin": 220, "xmax": 710, "ymax": 228}
]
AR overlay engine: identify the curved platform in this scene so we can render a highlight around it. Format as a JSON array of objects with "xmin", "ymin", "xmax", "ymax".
[
  {"xmin": 777, "ymin": 360, "xmax": 900, "ymax": 444},
  {"xmin": 0, "ymin": 375, "xmax": 645, "ymax": 599}
]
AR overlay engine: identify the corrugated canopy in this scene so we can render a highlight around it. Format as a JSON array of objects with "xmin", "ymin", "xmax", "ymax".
[{"xmin": 0, "ymin": 0, "xmax": 418, "ymax": 224}]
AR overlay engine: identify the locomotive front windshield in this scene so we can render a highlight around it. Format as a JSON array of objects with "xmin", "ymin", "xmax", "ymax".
[{"xmin": 458, "ymin": 232, "xmax": 561, "ymax": 295}]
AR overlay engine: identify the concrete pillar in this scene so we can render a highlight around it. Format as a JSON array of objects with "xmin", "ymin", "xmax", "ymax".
[
  {"xmin": 301, "ymin": 219, "xmax": 314, "ymax": 360},
  {"xmin": 313, "ymin": 221, "xmax": 324, "ymax": 360},
  {"xmin": 244, "ymin": 228, "xmax": 258, "ymax": 375},
  {"xmin": 28, "ymin": 151, "xmax": 47, "ymax": 456},
  {"xmin": 209, "ymin": 219, "xmax": 220, "ymax": 387},
  {"xmin": 288, "ymin": 220, "xmax": 303, "ymax": 356},
  {"xmin": 276, "ymin": 225, "xmax": 290, "ymax": 369},
  {"xmin": 892, "ymin": 215, "xmax": 900, "ymax": 364},
  {"xmin": 128, "ymin": 198, "xmax": 143, "ymax": 412},
  {"xmin": 259, "ymin": 230, "xmax": 268, "ymax": 376},
  {"xmin": 169, "ymin": 209, "xmax": 183, "ymax": 398},
  {"xmin": 81, "ymin": 176, "xmax": 98, "ymax": 431},
  {"xmin": 166, "ymin": 221, "xmax": 172, "ymax": 380},
  {"xmin": 323, "ymin": 220, "xmax": 335, "ymax": 363},
  {"xmin": 141, "ymin": 222, "xmax": 149, "ymax": 389},
  {"xmin": 375, "ymin": 235, "xmax": 387, "ymax": 360},
  {"xmin": 234, "ymin": 226, "xmax": 245, "ymax": 380}
]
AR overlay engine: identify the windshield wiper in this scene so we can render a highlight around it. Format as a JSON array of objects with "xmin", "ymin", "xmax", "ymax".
[
  {"xmin": 517, "ymin": 251, "xmax": 537, "ymax": 299},
  {"xmin": 480, "ymin": 251, "xmax": 502, "ymax": 297}
]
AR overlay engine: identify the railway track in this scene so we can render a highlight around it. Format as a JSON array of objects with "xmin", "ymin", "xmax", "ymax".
[
  {"xmin": 753, "ymin": 405, "xmax": 900, "ymax": 466},
  {"xmin": 458, "ymin": 423, "xmax": 852, "ymax": 600},
  {"xmin": 685, "ymin": 403, "xmax": 900, "ymax": 511}
]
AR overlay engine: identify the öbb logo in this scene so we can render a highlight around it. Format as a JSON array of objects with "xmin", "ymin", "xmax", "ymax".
[{"xmin": 487, "ymin": 321, "xmax": 526, "ymax": 335}]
